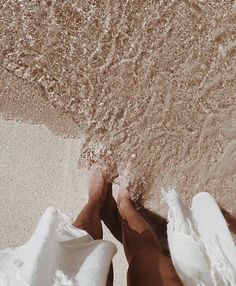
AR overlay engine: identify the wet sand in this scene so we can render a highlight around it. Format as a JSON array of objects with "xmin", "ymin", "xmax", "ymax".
[{"xmin": 1, "ymin": 0, "xmax": 236, "ymax": 213}]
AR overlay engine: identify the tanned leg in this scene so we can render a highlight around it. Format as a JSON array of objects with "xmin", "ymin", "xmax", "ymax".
[
  {"xmin": 221, "ymin": 207, "xmax": 236, "ymax": 235},
  {"xmin": 101, "ymin": 184, "xmax": 169, "ymax": 254},
  {"xmin": 72, "ymin": 163, "xmax": 114, "ymax": 286},
  {"xmin": 138, "ymin": 207, "xmax": 170, "ymax": 257},
  {"xmin": 101, "ymin": 183, "xmax": 123, "ymax": 243},
  {"xmin": 117, "ymin": 188, "xmax": 183, "ymax": 286},
  {"xmin": 73, "ymin": 164, "xmax": 109, "ymax": 239}
]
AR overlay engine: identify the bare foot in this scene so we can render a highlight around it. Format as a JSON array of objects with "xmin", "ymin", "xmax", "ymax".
[
  {"xmin": 83, "ymin": 160, "xmax": 110, "ymax": 207},
  {"xmin": 117, "ymin": 188, "xmax": 134, "ymax": 216}
]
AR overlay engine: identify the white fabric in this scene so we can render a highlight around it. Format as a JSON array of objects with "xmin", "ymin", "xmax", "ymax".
[
  {"xmin": 1, "ymin": 191, "xmax": 236, "ymax": 286},
  {"xmin": 163, "ymin": 189, "xmax": 236, "ymax": 286},
  {"xmin": 0, "ymin": 207, "xmax": 117, "ymax": 286}
]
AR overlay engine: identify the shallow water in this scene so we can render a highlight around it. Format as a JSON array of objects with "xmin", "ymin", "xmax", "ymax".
[{"xmin": 1, "ymin": 0, "xmax": 236, "ymax": 213}]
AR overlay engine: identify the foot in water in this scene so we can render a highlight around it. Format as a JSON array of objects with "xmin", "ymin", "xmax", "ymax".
[{"xmin": 82, "ymin": 159, "xmax": 111, "ymax": 211}]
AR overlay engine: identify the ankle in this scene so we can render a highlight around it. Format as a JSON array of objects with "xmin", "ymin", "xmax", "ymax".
[{"xmin": 117, "ymin": 197, "xmax": 133, "ymax": 219}]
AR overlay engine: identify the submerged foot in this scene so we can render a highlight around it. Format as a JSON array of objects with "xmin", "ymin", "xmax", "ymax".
[
  {"xmin": 83, "ymin": 160, "xmax": 111, "ymax": 208},
  {"xmin": 117, "ymin": 188, "xmax": 134, "ymax": 218}
]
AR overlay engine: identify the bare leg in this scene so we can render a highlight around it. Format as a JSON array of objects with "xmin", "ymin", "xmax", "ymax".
[
  {"xmin": 73, "ymin": 197, "xmax": 103, "ymax": 239},
  {"xmin": 101, "ymin": 183, "xmax": 123, "ymax": 243},
  {"xmin": 117, "ymin": 188, "xmax": 183, "ymax": 286},
  {"xmin": 72, "ymin": 163, "xmax": 114, "ymax": 286},
  {"xmin": 138, "ymin": 207, "xmax": 170, "ymax": 257},
  {"xmin": 101, "ymin": 184, "xmax": 169, "ymax": 253},
  {"xmin": 73, "ymin": 164, "xmax": 109, "ymax": 239},
  {"xmin": 221, "ymin": 207, "xmax": 236, "ymax": 235}
]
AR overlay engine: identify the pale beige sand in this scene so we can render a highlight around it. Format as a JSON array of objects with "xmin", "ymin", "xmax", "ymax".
[
  {"xmin": 0, "ymin": 116, "xmax": 127, "ymax": 285},
  {"xmin": 0, "ymin": 69, "xmax": 127, "ymax": 285}
]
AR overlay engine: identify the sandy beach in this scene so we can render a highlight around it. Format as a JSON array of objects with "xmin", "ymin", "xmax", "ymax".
[
  {"xmin": 0, "ymin": 117, "xmax": 127, "ymax": 286},
  {"xmin": 0, "ymin": 70, "xmax": 127, "ymax": 284},
  {"xmin": 1, "ymin": 0, "xmax": 236, "ymax": 284}
]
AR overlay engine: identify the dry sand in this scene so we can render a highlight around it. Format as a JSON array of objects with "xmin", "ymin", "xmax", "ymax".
[
  {"xmin": 1, "ymin": 0, "xmax": 236, "ymax": 284},
  {"xmin": 0, "ymin": 116, "xmax": 128, "ymax": 285},
  {"xmin": 0, "ymin": 71, "xmax": 127, "ymax": 285}
]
